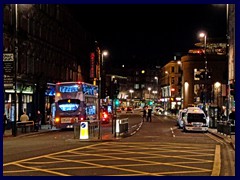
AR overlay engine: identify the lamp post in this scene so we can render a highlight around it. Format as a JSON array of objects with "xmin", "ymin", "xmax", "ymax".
[
  {"xmin": 100, "ymin": 50, "xmax": 108, "ymax": 99},
  {"xmin": 12, "ymin": 4, "xmax": 18, "ymax": 136},
  {"xmin": 129, "ymin": 89, "xmax": 134, "ymax": 106},
  {"xmin": 165, "ymin": 71, "xmax": 169, "ymax": 110},
  {"xmin": 199, "ymin": 32, "xmax": 207, "ymax": 112},
  {"xmin": 152, "ymin": 90, "xmax": 157, "ymax": 102},
  {"xmin": 154, "ymin": 76, "xmax": 158, "ymax": 99},
  {"xmin": 226, "ymin": 4, "xmax": 231, "ymax": 121},
  {"xmin": 148, "ymin": 87, "xmax": 151, "ymax": 105},
  {"xmin": 214, "ymin": 82, "xmax": 221, "ymax": 107}
]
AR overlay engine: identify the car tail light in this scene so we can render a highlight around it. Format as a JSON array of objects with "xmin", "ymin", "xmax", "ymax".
[{"xmin": 103, "ymin": 112, "xmax": 108, "ymax": 119}]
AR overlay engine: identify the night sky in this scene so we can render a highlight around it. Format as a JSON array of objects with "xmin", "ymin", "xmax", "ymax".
[{"xmin": 67, "ymin": 4, "xmax": 227, "ymax": 68}]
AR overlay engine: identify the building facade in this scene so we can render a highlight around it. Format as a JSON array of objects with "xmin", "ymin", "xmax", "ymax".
[
  {"xmin": 159, "ymin": 60, "xmax": 183, "ymax": 111},
  {"xmin": 3, "ymin": 4, "xmax": 94, "ymax": 124},
  {"xmin": 181, "ymin": 53, "xmax": 227, "ymax": 109}
]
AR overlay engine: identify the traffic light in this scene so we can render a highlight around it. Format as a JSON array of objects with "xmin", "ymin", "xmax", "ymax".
[
  {"xmin": 111, "ymin": 79, "xmax": 119, "ymax": 99},
  {"xmin": 115, "ymin": 99, "xmax": 120, "ymax": 107},
  {"xmin": 148, "ymin": 100, "xmax": 153, "ymax": 106}
]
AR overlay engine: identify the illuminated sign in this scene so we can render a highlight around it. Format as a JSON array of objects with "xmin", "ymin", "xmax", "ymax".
[
  {"xmin": 59, "ymin": 85, "xmax": 79, "ymax": 93},
  {"xmin": 80, "ymin": 122, "xmax": 89, "ymax": 140},
  {"xmin": 82, "ymin": 84, "xmax": 98, "ymax": 95}
]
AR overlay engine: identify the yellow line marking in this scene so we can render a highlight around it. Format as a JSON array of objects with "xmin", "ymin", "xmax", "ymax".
[
  {"xmin": 70, "ymin": 147, "xmax": 212, "ymax": 172},
  {"xmin": 4, "ymin": 141, "xmax": 216, "ymax": 176},
  {"xmin": 47, "ymin": 155, "xmax": 162, "ymax": 176},
  {"xmin": 3, "ymin": 142, "xmax": 106, "ymax": 166},
  {"xmin": 14, "ymin": 163, "xmax": 70, "ymax": 176},
  {"xmin": 211, "ymin": 145, "xmax": 221, "ymax": 176},
  {"xmin": 205, "ymin": 133, "xmax": 224, "ymax": 144}
]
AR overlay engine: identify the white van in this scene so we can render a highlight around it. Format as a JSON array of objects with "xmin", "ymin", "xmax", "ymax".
[{"xmin": 182, "ymin": 107, "xmax": 208, "ymax": 132}]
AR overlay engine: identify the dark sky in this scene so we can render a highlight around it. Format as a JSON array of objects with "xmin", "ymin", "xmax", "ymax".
[{"xmin": 66, "ymin": 4, "xmax": 227, "ymax": 68}]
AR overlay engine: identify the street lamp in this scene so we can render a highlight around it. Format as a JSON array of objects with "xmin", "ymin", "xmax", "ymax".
[
  {"xmin": 214, "ymin": 82, "xmax": 221, "ymax": 107},
  {"xmin": 165, "ymin": 71, "xmax": 169, "ymax": 111},
  {"xmin": 100, "ymin": 50, "xmax": 108, "ymax": 99},
  {"xmin": 199, "ymin": 32, "xmax": 207, "ymax": 112},
  {"xmin": 101, "ymin": 51, "xmax": 108, "ymax": 66},
  {"xmin": 13, "ymin": 4, "xmax": 19, "ymax": 136},
  {"xmin": 154, "ymin": 76, "xmax": 158, "ymax": 96},
  {"xmin": 152, "ymin": 90, "xmax": 157, "ymax": 101},
  {"xmin": 129, "ymin": 89, "xmax": 134, "ymax": 106},
  {"xmin": 148, "ymin": 87, "xmax": 151, "ymax": 102}
]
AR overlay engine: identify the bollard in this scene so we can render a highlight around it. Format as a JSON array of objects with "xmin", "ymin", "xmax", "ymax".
[
  {"xmin": 115, "ymin": 118, "xmax": 128, "ymax": 137},
  {"xmin": 74, "ymin": 124, "xmax": 80, "ymax": 139}
]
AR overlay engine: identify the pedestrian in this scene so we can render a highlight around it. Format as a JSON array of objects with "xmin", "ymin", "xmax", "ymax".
[
  {"xmin": 35, "ymin": 110, "xmax": 42, "ymax": 131},
  {"xmin": 20, "ymin": 111, "xmax": 29, "ymax": 122},
  {"xmin": 3, "ymin": 113, "xmax": 8, "ymax": 135},
  {"xmin": 142, "ymin": 106, "xmax": 147, "ymax": 122},
  {"xmin": 48, "ymin": 112, "xmax": 53, "ymax": 129},
  {"xmin": 229, "ymin": 108, "xmax": 235, "ymax": 124},
  {"xmin": 147, "ymin": 106, "xmax": 152, "ymax": 122}
]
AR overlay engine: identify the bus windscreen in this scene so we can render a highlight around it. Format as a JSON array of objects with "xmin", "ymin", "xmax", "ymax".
[{"xmin": 58, "ymin": 99, "xmax": 80, "ymax": 111}]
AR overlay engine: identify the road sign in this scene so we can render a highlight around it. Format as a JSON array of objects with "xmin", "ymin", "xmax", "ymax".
[{"xmin": 80, "ymin": 121, "xmax": 89, "ymax": 139}]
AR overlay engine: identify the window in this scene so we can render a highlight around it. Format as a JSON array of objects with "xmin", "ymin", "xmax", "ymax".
[
  {"xmin": 171, "ymin": 66, "xmax": 174, "ymax": 73},
  {"xmin": 171, "ymin": 77, "xmax": 174, "ymax": 84},
  {"xmin": 134, "ymin": 84, "xmax": 140, "ymax": 89}
]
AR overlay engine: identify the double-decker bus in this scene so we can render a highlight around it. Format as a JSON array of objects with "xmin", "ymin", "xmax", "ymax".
[{"xmin": 54, "ymin": 81, "xmax": 99, "ymax": 129}]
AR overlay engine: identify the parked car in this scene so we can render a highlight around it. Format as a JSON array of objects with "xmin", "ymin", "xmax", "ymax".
[
  {"xmin": 182, "ymin": 107, "xmax": 208, "ymax": 132},
  {"xmin": 154, "ymin": 107, "xmax": 164, "ymax": 116},
  {"xmin": 116, "ymin": 107, "xmax": 122, "ymax": 113},
  {"xmin": 126, "ymin": 107, "xmax": 133, "ymax": 113},
  {"xmin": 101, "ymin": 111, "xmax": 110, "ymax": 124}
]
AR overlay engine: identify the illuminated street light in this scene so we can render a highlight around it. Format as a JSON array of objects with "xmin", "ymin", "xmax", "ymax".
[
  {"xmin": 13, "ymin": 4, "xmax": 19, "ymax": 136},
  {"xmin": 129, "ymin": 89, "xmax": 134, "ymax": 106},
  {"xmin": 101, "ymin": 51, "xmax": 108, "ymax": 66},
  {"xmin": 199, "ymin": 32, "xmax": 208, "ymax": 112},
  {"xmin": 148, "ymin": 87, "xmax": 152, "ymax": 101},
  {"xmin": 214, "ymin": 82, "xmax": 221, "ymax": 107},
  {"xmin": 100, "ymin": 50, "xmax": 108, "ymax": 99},
  {"xmin": 152, "ymin": 90, "xmax": 157, "ymax": 101}
]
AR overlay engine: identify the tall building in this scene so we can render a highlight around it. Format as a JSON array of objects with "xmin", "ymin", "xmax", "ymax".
[
  {"xmin": 159, "ymin": 60, "xmax": 183, "ymax": 111},
  {"xmin": 181, "ymin": 40, "xmax": 228, "ymax": 109},
  {"xmin": 3, "ymin": 4, "xmax": 94, "ymax": 124}
]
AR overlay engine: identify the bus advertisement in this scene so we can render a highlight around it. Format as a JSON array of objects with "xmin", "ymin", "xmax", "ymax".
[{"xmin": 54, "ymin": 81, "xmax": 99, "ymax": 129}]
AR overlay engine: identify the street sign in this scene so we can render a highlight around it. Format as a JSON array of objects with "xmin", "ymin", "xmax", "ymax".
[
  {"xmin": 80, "ymin": 121, "xmax": 89, "ymax": 139},
  {"xmin": 3, "ymin": 53, "xmax": 14, "ymax": 74},
  {"xmin": 4, "ymin": 75, "xmax": 14, "ymax": 89},
  {"xmin": 3, "ymin": 53, "xmax": 14, "ymax": 89}
]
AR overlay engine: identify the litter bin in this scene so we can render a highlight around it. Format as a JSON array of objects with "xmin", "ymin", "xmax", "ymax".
[{"xmin": 209, "ymin": 117, "xmax": 217, "ymax": 128}]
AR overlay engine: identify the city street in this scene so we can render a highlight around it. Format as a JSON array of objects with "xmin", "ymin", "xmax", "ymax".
[{"xmin": 3, "ymin": 112, "xmax": 235, "ymax": 176}]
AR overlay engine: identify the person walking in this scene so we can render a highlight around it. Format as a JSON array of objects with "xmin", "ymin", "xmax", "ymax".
[
  {"xmin": 3, "ymin": 113, "xmax": 8, "ymax": 135},
  {"xmin": 147, "ymin": 106, "xmax": 152, "ymax": 122},
  {"xmin": 142, "ymin": 106, "xmax": 147, "ymax": 122},
  {"xmin": 35, "ymin": 110, "xmax": 42, "ymax": 131}
]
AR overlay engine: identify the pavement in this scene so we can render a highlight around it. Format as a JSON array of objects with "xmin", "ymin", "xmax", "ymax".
[{"xmin": 3, "ymin": 120, "xmax": 235, "ymax": 151}]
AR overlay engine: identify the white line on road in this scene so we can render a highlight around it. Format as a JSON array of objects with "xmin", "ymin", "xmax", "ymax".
[{"xmin": 170, "ymin": 127, "xmax": 175, "ymax": 137}]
